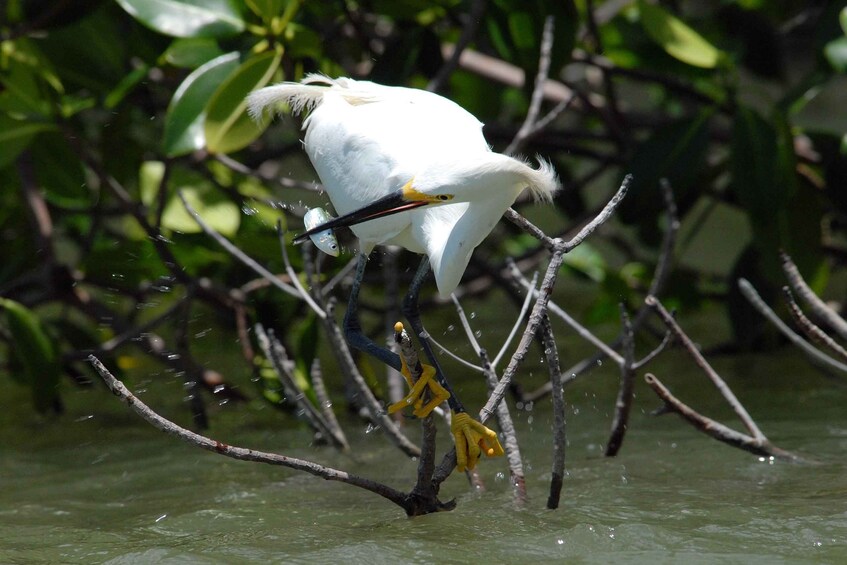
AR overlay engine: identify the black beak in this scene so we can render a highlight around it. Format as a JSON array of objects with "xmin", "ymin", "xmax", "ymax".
[{"xmin": 293, "ymin": 189, "xmax": 429, "ymax": 244}]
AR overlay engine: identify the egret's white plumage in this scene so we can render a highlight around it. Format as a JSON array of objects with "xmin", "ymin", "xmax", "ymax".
[{"xmin": 248, "ymin": 75, "xmax": 559, "ymax": 296}]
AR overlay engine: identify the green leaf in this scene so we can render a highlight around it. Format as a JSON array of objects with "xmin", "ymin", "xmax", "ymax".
[
  {"xmin": 639, "ymin": 1, "xmax": 723, "ymax": 68},
  {"xmin": 246, "ymin": 0, "xmax": 286, "ymax": 20},
  {"xmin": 31, "ymin": 133, "xmax": 88, "ymax": 206},
  {"xmin": 105, "ymin": 65, "xmax": 150, "ymax": 109},
  {"xmin": 285, "ymin": 23, "xmax": 322, "ymax": 60},
  {"xmin": 0, "ymin": 298, "xmax": 61, "ymax": 413},
  {"xmin": 114, "ymin": 0, "xmax": 244, "ymax": 38},
  {"xmin": 731, "ymin": 107, "xmax": 789, "ymax": 223},
  {"xmin": 824, "ymin": 36, "xmax": 847, "ymax": 73},
  {"xmin": 163, "ymin": 37, "xmax": 225, "ymax": 69},
  {"xmin": 0, "ymin": 39, "xmax": 63, "ymax": 117},
  {"xmin": 562, "ymin": 243, "xmax": 606, "ymax": 282},
  {"xmin": 618, "ymin": 112, "xmax": 711, "ymax": 243},
  {"xmin": 163, "ymin": 51, "xmax": 240, "ymax": 157},
  {"xmin": 0, "ymin": 115, "xmax": 56, "ymax": 170},
  {"xmin": 139, "ymin": 161, "xmax": 166, "ymax": 207},
  {"xmin": 161, "ymin": 184, "xmax": 241, "ymax": 237},
  {"xmin": 204, "ymin": 50, "xmax": 281, "ymax": 154},
  {"xmin": 841, "ymin": 6, "xmax": 847, "ymax": 36}
]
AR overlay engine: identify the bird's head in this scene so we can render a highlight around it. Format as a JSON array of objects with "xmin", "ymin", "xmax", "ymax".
[{"xmin": 292, "ymin": 178, "xmax": 454, "ymax": 244}]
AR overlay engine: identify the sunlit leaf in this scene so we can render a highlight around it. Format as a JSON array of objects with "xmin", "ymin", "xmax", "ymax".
[
  {"xmin": 139, "ymin": 161, "xmax": 166, "ymax": 207},
  {"xmin": 163, "ymin": 51, "xmax": 240, "ymax": 157},
  {"xmin": 0, "ymin": 298, "xmax": 61, "ymax": 413},
  {"xmin": 114, "ymin": 0, "xmax": 244, "ymax": 38},
  {"xmin": 639, "ymin": 1, "xmax": 723, "ymax": 68},
  {"xmin": 161, "ymin": 184, "xmax": 241, "ymax": 237},
  {"xmin": 203, "ymin": 50, "xmax": 281, "ymax": 154},
  {"xmin": 824, "ymin": 36, "xmax": 847, "ymax": 73},
  {"xmin": 562, "ymin": 243, "xmax": 606, "ymax": 283}
]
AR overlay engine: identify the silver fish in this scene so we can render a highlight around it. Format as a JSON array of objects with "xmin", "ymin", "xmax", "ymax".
[{"xmin": 303, "ymin": 207, "xmax": 340, "ymax": 257}]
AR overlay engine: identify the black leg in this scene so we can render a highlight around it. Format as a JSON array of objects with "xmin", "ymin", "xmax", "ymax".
[
  {"xmin": 343, "ymin": 252, "xmax": 403, "ymax": 372},
  {"xmin": 402, "ymin": 257, "xmax": 466, "ymax": 413}
]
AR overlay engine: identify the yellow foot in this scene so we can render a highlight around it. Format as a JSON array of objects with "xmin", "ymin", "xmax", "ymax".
[
  {"xmin": 387, "ymin": 360, "xmax": 450, "ymax": 419},
  {"xmin": 451, "ymin": 411, "xmax": 504, "ymax": 472}
]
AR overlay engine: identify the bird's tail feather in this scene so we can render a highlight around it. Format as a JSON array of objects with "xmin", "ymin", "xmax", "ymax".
[{"xmin": 525, "ymin": 156, "xmax": 560, "ymax": 202}]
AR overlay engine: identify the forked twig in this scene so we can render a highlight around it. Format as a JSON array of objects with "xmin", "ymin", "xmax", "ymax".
[
  {"xmin": 644, "ymin": 373, "xmax": 799, "ymax": 461},
  {"xmin": 644, "ymin": 296, "xmax": 800, "ymax": 461},
  {"xmin": 646, "ymin": 295, "xmax": 765, "ymax": 442},
  {"xmin": 738, "ymin": 278, "xmax": 847, "ymax": 378},
  {"xmin": 783, "ymin": 287, "xmax": 847, "ymax": 363},
  {"xmin": 781, "ymin": 251, "xmax": 847, "ymax": 341}
]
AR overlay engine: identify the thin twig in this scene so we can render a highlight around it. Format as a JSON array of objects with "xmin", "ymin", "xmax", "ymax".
[
  {"xmin": 215, "ymin": 154, "xmax": 323, "ymax": 193},
  {"xmin": 781, "ymin": 251, "xmax": 847, "ymax": 341},
  {"xmin": 783, "ymin": 287, "xmax": 847, "ymax": 363},
  {"xmin": 492, "ymin": 271, "xmax": 539, "ymax": 369},
  {"xmin": 451, "ymin": 294, "xmax": 527, "ymax": 502},
  {"xmin": 322, "ymin": 300, "xmax": 422, "ymax": 457},
  {"xmin": 276, "ymin": 221, "xmax": 327, "ymax": 318},
  {"xmin": 738, "ymin": 279, "xmax": 847, "ymax": 378},
  {"xmin": 646, "ymin": 294, "xmax": 766, "ymax": 442},
  {"xmin": 178, "ymin": 191, "xmax": 301, "ymax": 299},
  {"xmin": 88, "ymin": 356, "xmax": 411, "ymax": 509},
  {"xmin": 644, "ymin": 373, "xmax": 799, "ymax": 461},
  {"xmin": 427, "ymin": 0, "xmax": 486, "ymax": 93},
  {"xmin": 540, "ymin": 316, "xmax": 566, "ymax": 509},
  {"xmin": 310, "ymin": 358, "xmax": 349, "ymax": 449},
  {"xmin": 506, "ymin": 15, "xmax": 556, "ymax": 156},
  {"xmin": 255, "ymin": 324, "xmax": 347, "ymax": 450},
  {"xmin": 605, "ymin": 305, "xmax": 635, "ymax": 456}
]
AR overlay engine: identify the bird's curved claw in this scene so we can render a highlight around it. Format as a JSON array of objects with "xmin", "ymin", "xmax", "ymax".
[
  {"xmin": 450, "ymin": 411, "xmax": 504, "ymax": 473},
  {"xmin": 387, "ymin": 361, "xmax": 450, "ymax": 418}
]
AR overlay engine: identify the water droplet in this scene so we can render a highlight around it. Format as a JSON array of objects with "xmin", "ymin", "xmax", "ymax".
[
  {"xmin": 556, "ymin": 539, "xmax": 564, "ymax": 545},
  {"xmin": 447, "ymin": 324, "xmax": 455, "ymax": 332},
  {"xmin": 167, "ymin": 353, "xmax": 181, "ymax": 360},
  {"xmin": 470, "ymin": 312, "xmax": 476, "ymax": 319},
  {"xmin": 494, "ymin": 472, "xmax": 505, "ymax": 482},
  {"xmin": 596, "ymin": 359, "xmax": 603, "ymax": 367},
  {"xmin": 474, "ymin": 329, "xmax": 482, "ymax": 338},
  {"xmin": 242, "ymin": 205, "xmax": 258, "ymax": 216},
  {"xmin": 155, "ymin": 514, "xmax": 167, "ymax": 523}
]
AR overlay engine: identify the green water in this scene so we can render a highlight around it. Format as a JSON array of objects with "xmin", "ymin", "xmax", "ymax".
[{"xmin": 2, "ymin": 327, "xmax": 846, "ymax": 563}]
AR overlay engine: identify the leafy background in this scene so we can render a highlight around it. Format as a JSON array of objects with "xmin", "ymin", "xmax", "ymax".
[{"xmin": 1, "ymin": 0, "xmax": 846, "ymax": 418}]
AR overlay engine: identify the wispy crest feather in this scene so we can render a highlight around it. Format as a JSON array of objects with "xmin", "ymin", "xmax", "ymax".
[{"xmin": 247, "ymin": 74, "xmax": 378, "ymax": 123}]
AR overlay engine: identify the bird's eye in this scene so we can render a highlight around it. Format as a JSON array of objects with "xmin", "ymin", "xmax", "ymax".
[{"xmin": 438, "ymin": 195, "xmax": 450, "ymax": 201}]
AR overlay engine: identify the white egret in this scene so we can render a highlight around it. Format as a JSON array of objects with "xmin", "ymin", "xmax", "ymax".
[{"xmin": 248, "ymin": 75, "xmax": 559, "ymax": 471}]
